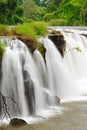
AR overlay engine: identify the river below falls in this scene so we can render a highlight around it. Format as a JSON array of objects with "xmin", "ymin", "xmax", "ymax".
[{"xmin": 0, "ymin": 100, "xmax": 87, "ymax": 130}]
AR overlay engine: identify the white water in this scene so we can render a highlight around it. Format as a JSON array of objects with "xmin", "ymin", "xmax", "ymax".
[
  {"xmin": 61, "ymin": 29, "xmax": 87, "ymax": 96},
  {"xmin": 0, "ymin": 28, "xmax": 87, "ymax": 124},
  {"xmin": 39, "ymin": 37, "xmax": 78, "ymax": 99},
  {"xmin": 0, "ymin": 39, "xmax": 47, "ymax": 118}
]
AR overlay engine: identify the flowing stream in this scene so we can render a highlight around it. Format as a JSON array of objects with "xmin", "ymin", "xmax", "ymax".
[{"xmin": 0, "ymin": 27, "xmax": 87, "ymax": 123}]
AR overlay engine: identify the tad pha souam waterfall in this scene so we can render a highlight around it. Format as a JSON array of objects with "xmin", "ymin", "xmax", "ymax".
[{"xmin": 0, "ymin": 27, "xmax": 87, "ymax": 122}]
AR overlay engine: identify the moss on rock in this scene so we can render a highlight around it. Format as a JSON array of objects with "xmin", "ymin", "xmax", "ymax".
[{"xmin": 0, "ymin": 39, "xmax": 6, "ymax": 61}]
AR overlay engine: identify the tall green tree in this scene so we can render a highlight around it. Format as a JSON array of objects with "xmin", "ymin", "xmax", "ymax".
[
  {"xmin": 0, "ymin": 0, "xmax": 8, "ymax": 24},
  {"xmin": 0, "ymin": 0, "xmax": 23, "ymax": 24},
  {"xmin": 24, "ymin": 0, "xmax": 40, "ymax": 20}
]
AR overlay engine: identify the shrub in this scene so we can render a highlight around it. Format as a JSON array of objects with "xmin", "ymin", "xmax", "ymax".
[
  {"xmin": 0, "ymin": 39, "xmax": 6, "ymax": 54},
  {"xmin": 0, "ymin": 24, "xmax": 9, "ymax": 35},
  {"xmin": 49, "ymin": 19, "xmax": 67, "ymax": 26},
  {"xmin": 25, "ymin": 18, "xmax": 34, "ymax": 23},
  {"xmin": 12, "ymin": 15, "xmax": 24, "ymax": 24},
  {"xmin": 30, "ymin": 21, "xmax": 47, "ymax": 36},
  {"xmin": 43, "ymin": 13, "xmax": 54, "ymax": 21},
  {"xmin": 13, "ymin": 23, "xmax": 37, "ymax": 39},
  {"xmin": 0, "ymin": 40, "xmax": 6, "ymax": 62}
]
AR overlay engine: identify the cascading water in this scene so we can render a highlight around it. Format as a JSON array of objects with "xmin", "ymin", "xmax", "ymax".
[
  {"xmin": 0, "ymin": 27, "xmax": 87, "ymax": 122},
  {"xmin": 61, "ymin": 29, "xmax": 87, "ymax": 95},
  {"xmin": 39, "ymin": 37, "xmax": 78, "ymax": 99},
  {"xmin": 0, "ymin": 38, "xmax": 48, "ymax": 119}
]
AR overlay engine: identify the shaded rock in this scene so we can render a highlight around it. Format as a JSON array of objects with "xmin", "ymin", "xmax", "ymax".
[
  {"xmin": 23, "ymin": 70, "xmax": 35, "ymax": 115},
  {"xmin": 10, "ymin": 118, "xmax": 27, "ymax": 126},
  {"xmin": 48, "ymin": 31, "xmax": 66, "ymax": 57},
  {"xmin": 81, "ymin": 33, "xmax": 87, "ymax": 38},
  {"xmin": 54, "ymin": 96, "xmax": 60, "ymax": 104},
  {"xmin": 18, "ymin": 36, "xmax": 37, "ymax": 53}
]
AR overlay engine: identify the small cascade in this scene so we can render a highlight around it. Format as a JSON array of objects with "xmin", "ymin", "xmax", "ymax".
[
  {"xmin": 39, "ymin": 37, "xmax": 77, "ymax": 99},
  {"xmin": 60, "ymin": 29, "xmax": 87, "ymax": 94},
  {"xmin": 1, "ymin": 48, "xmax": 28, "ymax": 117}
]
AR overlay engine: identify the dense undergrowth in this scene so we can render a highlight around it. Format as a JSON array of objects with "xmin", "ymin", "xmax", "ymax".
[{"xmin": 0, "ymin": 22, "xmax": 47, "ymax": 40}]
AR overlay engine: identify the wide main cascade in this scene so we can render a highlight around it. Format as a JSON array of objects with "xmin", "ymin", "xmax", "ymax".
[{"xmin": 0, "ymin": 27, "xmax": 87, "ymax": 120}]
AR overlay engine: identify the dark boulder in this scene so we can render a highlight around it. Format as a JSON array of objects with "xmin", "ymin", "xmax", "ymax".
[{"xmin": 10, "ymin": 118, "xmax": 27, "ymax": 126}]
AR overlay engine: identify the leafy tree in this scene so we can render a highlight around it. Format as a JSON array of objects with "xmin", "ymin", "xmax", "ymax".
[
  {"xmin": 24, "ymin": 0, "xmax": 40, "ymax": 20},
  {"xmin": 0, "ymin": 0, "xmax": 24, "ymax": 24},
  {"xmin": 16, "ymin": 5, "xmax": 24, "ymax": 17}
]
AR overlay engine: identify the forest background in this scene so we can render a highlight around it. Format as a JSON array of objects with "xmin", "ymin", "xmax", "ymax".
[{"xmin": 0, "ymin": 0, "xmax": 87, "ymax": 26}]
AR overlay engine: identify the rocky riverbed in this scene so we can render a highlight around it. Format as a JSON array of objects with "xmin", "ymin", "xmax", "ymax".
[{"xmin": 0, "ymin": 101, "xmax": 87, "ymax": 130}]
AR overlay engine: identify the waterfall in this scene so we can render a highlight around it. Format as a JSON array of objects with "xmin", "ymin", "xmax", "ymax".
[
  {"xmin": 0, "ymin": 28, "xmax": 87, "ymax": 120},
  {"xmin": 39, "ymin": 37, "xmax": 77, "ymax": 99},
  {"xmin": 61, "ymin": 29, "xmax": 87, "ymax": 94},
  {"xmin": 0, "ymin": 38, "xmax": 47, "ymax": 118}
]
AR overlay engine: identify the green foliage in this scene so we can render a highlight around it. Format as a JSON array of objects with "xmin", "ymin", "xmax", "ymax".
[
  {"xmin": 0, "ymin": 39, "xmax": 6, "ymax": 62},
  {"xmin": 0, "ymin": 0, "xmax": 24, "ymax": 25},
  {"xmin": 0, "ymin": 0, "xmax": 87, "ymax": 25},
  {"xmin": 11, "ymin": 22, "xmax": 47, "ymax": 39},
  {"xmin": 23, "ymin": 0, "xmax": 41, "ymax": 20},
  {"xmin": 24, "ymin": 18, "xmax": 34, "ymax": 23},
  {"xmin": 74, "ymin": 47, "xmax": 82, "ymax": 52},
  {"xmin": 12, "ymin": 15, "xmax": 23, "ymax": 24},
  {"xmin": 0, "ymin": 24, "xmax": 9, "ymax": 35},
  {"xmin": 81, "ymin": 0, "xmax": 87, "ymax": 25},
  {"xmin": 44, "ymin": 0, "xmax": 87, "ymax": 26},
  {"xmin": 43, "ymin": 13, "xmax": 54, "ymax": 21},
  {"xmin": 37, "ymin": 43, "xmax": 46, "ymax": 59},
  {"xmin": 16, "ymin": 5, "xmax": 24, "ymax": 17},
  {"xmin": 30, "ymin": 22, "xmax": 47, "ymax": 36},
  {"xmin": 34, "ymin": 0, "xmax": 48, "ymax": 6},
  {"xmin": 49, "ymin": 19, "xmax": 67, "ymax": 26},
  {"xmin": 13, "ymin": 23, "xmax": 37, "ymax": 39},
  {"xmin": 67, "ymin": 46, "xmax": 82, "ymax": 53}
]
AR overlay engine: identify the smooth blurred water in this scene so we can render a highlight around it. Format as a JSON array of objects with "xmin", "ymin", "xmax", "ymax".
[{"xmin": 0, "ymin": 27, "xmax": 87, "ymax": 122}]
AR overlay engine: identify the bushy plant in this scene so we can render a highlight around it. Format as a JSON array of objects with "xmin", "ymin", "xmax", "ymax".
[
  {"xmin": 12, "ymin": 15, "xmax": 24, "ymax": 24},
  {"xmin": 12, "ymin": 22, "xmax": 47, "ymax": 39},
  {"xmin": 49, "ymin": 19, "xmax": 67, "ymax": 26},
  {"xmin": 13, "ymin": 23, "xmax": 37, "ymax": 39},
  {"xmin": 43, "ymin": 13, "xmax": 54, "ymax": 21},
  {"xmin": 0, "ymin": 39, "xmax": 6, "ymax": 62},
  {"xmin": 30, "ymin": 22, "xmax": 47, "ymax": 36},
  {"xmin": 24, "ymin": 18, "xmax": 34, "ymax": 23},
  {"xmin": 0, "ymin": 24, "xmax": 9, "ymax": 35},
  {"xmin": 0, "ymin": 39, "xmax": 6, "ymax": 54}
]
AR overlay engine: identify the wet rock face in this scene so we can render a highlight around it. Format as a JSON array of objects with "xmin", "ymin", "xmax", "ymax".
[
  {"xmin": 48, "ymin": 31, "xmax": 66, "ymax": 57},
  {"xmin": 10, "ymin": 118, "xmax": 27, "ymax": 126},
  {"xmin": 18, "ymin": 37, "xmax": 37, "ymax": 53},
  {"xmin": 81, "ymin": 34, "xmax": 87, "ymax": 38},
  {"xmin": 37, "ymin": 43, "xmax": 46, "ymax": 61},
  {"xmin": 23, "ymin": 70, "xmax": 35, "ymax": 115},
  {"xmin": 54, "ymin": 96, "xmax": 60, "ymax": 104}
]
